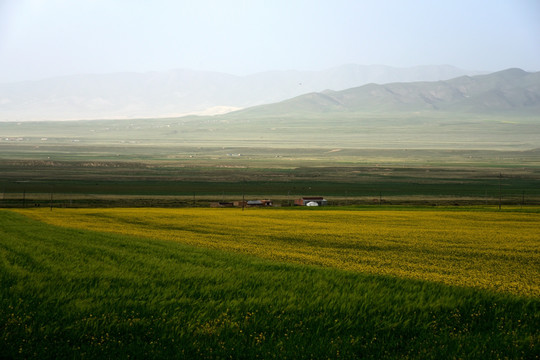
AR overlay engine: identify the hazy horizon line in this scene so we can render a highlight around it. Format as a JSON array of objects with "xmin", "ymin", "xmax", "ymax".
[{"xmin": 1, "ymin": 63, "xmax": 522, "ymax": 85}]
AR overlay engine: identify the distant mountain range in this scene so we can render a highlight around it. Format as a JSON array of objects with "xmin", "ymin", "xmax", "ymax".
[
  {"xmin": 0, "ymin": 64, "xmax": 484, "ymax": 121},
  {"xmin": 232, "ymin": 68, "xmax": 540, "ymax": 118}
]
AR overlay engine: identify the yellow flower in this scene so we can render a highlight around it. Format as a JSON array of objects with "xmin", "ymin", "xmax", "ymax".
[{"xmin": 15, "ymin": 207, "xmax": 540, "ymax": 297}]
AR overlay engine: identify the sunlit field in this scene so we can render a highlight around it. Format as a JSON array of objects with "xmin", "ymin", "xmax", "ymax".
[
  {"xmin": 17, "ymin": 207, "xmax": 540, "ymax": 297},
  {"xmin": 2, "ymin": 207, "xmax": 539, "ymax": 359}
]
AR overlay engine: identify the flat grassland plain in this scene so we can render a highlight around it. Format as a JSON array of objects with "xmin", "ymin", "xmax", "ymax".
[
  {"xmin": 1, "ymin": 115, "xmax": 540, "ymax": 206},
  {"xmin": 2, "ymin": 207, "xmax": 539, "ymax": 359}
]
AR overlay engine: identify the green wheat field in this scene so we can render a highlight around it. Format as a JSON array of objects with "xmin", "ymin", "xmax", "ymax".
[{"xmin": 1, "ymin": 207, "xmax": 539, "ymax": 359}]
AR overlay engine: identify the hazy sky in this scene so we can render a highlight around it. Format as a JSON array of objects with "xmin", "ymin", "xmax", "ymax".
[{"xmin": 0, "ymin": 0, "xmax": 539, "ymax": 83}]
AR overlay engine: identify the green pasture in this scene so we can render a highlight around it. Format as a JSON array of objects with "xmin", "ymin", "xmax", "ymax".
[
  {"xmin": 1, "ymin": 111, "xmax": 539, "ymax": 150},
  {"xmin": 1, "ymin": 154, "xmax": 540, "ymax": 206},
  {"xmin": 1, "ymin": 115, "xmax": 539, "ymax": 205},
  {"xmin": 1, "ymin": 210, "xmax": 538, "ymax": 359}
]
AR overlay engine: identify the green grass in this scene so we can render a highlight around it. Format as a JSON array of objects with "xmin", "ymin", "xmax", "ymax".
[
  {"xmin": 1, "ymin": 210, "xmax": 538, "ymax": 359},
  {"xmin": 2, "ymin": 111, "xmax": 539, "ymax": 150},
  {"xmin": 1, "ymin": 157, "xmax": 539, "ymax": 201},
  {"xmin": 1, "ymin": 122, "xmax": 539, "ymax": 204}
]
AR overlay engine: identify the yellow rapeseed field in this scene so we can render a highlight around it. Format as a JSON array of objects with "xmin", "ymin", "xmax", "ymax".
[{"xmin": 15, "ymin": 207, "xmax": 540, "ymax": 297}]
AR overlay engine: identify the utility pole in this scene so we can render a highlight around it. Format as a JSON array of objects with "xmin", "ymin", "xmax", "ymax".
[
  {"xmin": 498, "ymin": 173, "xmax": 502, "ymax": 210},
  {"xmin": 287, "ymin": 190, "xmax": 291, "ymax": 207},
  {"xmin": 241, "ymin": 179, "xmax": 245, "ymax": 211}
]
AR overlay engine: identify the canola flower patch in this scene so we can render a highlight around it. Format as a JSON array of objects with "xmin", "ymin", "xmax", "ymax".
[
  {"xmin": 2, "ymin": 209, "xmax": 539, "ymax": 358},
  {"xmin": 16, "ymin": 207, "xmax": 540, "ymax": 297}
]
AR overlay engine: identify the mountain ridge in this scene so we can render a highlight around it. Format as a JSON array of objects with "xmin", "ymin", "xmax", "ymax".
[
  {"xmin": 0, "ymin": 64, "xmax": 484, "ymax": 121},
  {"xmin": 230, "ymin": 68, "xmax": 540, "ymax": 117}
]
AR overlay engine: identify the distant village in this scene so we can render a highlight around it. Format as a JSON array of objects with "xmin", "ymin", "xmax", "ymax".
[{"xmin": 211, "ymin": 197, "xmax": 328, "ymax": 208}]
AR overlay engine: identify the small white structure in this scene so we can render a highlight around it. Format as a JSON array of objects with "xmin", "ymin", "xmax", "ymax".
[
  {"xmin": 306, "ymin": 201, "xmax": 319, "ymax": 206},
  {"xmin": 295, "ymin": 197, "xmax": 328, "ymax": 206}
]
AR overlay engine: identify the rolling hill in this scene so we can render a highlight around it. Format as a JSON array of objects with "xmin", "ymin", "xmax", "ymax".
[
  {"xmin": 0, "ymin": 64, "xmax": 481, "ymax": 121},
  {"xmin": 232, "ymin": 68, "xmax": 540, "ymax": 117},
  {"xmin": 1, "ymin": 68, "xmax": 538, "ymax": 150}
]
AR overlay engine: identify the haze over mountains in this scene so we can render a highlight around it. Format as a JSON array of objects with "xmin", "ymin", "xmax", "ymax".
[
  {"xmin": 1, "ymin": 67, "xmax": 538, "ymax": 150},
  {"xmin": 233, "ymin": 68, "xmax": 540, "ymax": 118},
  {"xmin": 0, "ymin": 64, "xmax": 484, "ymax": 122}
]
